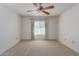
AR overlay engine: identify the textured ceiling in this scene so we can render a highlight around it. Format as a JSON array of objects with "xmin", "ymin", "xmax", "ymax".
[{"xmin": 5, "ymin": 3, "xmax": 75, "ymax": 16}]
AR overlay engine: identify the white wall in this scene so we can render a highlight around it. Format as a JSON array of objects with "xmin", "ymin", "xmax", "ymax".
[
  {"xmin": 21, "ymin": 16, "xmax": 32, "ymax": 40},
  {"xmin": 21, "ymin": 16, "xmax": 58, "ymax": 40},
  {"xmin": 58, "ymin": 4, "xmax": 79, "ymax": 53},
  {"xmin": 47, "ymin": 16, "xmax": 58, "ymax": 40},
  {"xmin": 0, "ymin": 4, "xmax": 21, "ymax": 55}
]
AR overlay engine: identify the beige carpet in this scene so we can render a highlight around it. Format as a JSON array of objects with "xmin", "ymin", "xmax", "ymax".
[{"xmin": 1, "ymin": 40, "xmax": 79, "ymax": 56}]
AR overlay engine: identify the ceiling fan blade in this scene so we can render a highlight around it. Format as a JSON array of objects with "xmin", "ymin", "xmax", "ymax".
[
  {"xmin": 42, "ymin": 10, "xmax": 50, "ymax": 15},
  {"xmin": 43, "ymin": 5, "xmax": 54, "ymax": 10},
  {"xmin": 27, "ymin": 10, "xmax": 33, "ymax": 12},
  {"xmin": 27, "ymin": 9, "xmax": 39, "ymax": 12},
  {"xmin": 33, "ymin": 3, "xmax": 37, "ymax": 6}
]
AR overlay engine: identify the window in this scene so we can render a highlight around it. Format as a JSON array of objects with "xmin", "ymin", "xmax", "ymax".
[{"xmin": 34, "ymin": 21, "xmax": 45, "ymax": 35}]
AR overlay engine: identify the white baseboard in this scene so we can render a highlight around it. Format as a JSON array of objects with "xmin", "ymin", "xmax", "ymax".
[
  {"xmin": 21, "ymin": 39, "xmax": 32, "ymax": 41},
  {"xmin": 0, "ymin": 39, "xmax": 21, "ymax": 55},
  {"xmin": 46, "ymin": 39, "xmax": 57, "ymax": 41},
  {"xmin": 58, "ymin": 40, "xmax": 79, "ymax": 54}
]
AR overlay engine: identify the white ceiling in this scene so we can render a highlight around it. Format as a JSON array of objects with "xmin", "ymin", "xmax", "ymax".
[{"xmin": 5, "ymin": 3, "xmax": 75, "ymax": 16}]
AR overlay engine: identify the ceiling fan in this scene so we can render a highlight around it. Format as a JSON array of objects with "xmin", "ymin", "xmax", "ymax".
[{"xmin": 26, "ymin": 3, "xmax": 54, "ymax": 15}]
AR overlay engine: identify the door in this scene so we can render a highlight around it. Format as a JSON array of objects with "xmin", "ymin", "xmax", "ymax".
[{"xmin": 34, "ymin": 20, "xmax": 46, "ymax": 40}]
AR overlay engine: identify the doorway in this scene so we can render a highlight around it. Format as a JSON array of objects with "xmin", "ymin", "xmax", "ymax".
[{"xmin": 33, "ymin": 20, "xmax": 46, "ymax": 40}]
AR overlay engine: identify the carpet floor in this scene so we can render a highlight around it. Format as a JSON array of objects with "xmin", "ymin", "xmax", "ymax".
[{"xmin": 1, "ymin": 40, "xmax": 79, "ymax": 56}]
